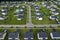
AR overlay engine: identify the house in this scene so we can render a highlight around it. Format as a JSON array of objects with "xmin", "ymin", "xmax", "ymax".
[
  {"xmin": 1, "ymin": 8, "xmax": 7, "ymax": 12},
  {"xmin": 34, "ymin": 5, "xmax": 39, "ymax": 9},
  {"xmin": 2, "ymin": 11, "xmax": 7, "ymax": 15},
  {"xmin": 36, "ymin": 12, "xmax": 40, "ymax": 15},
  {"xmin": 54, "ymin": 1, "xmax": 58, "ymax": 4},
  {"xmin": 1, "ymin": 8, "xmax": 7, "ymax": 15},
  {"xmin": 0, "ymin": 3, "xmax": 7, "ymax": 7},
  {"xmin": 37, "ymin": 31, "xmax": 48, "ymax": 40},
  {"xmin": 42, "ymin": 2, "xmax": 47, "ymax": 7},
  {"xmin": 9, "ymin": 3, "xmax": 14, "ymax": 7},
  {"xmin": 0, "ymin": 16, "xmax": 7, "ymax": 20},
  {"xmin": 50, "ymin": 32, "xmax": 60, "ymax": 39},
  {"xmin": 55, "ymin": 1, "xmax": 60, "ymax": 5},
  {"xmin": 31, "ymin": 2, "xmax": 35, "ymax": 5},
  {"xmin": 24, "ymin": 32, "xmax": 34, "ymax": 40},
  {"xmin": 46, "ymin": 5, "xmax": 51, "ymax": 9},
  {"xmin": 22, "ymin": 6, "xmax": 25, "ymax": 9},
  {"xmin": 15, "ymin": 4, "xmax": 19, "ymax": 8},
  {"xmin": 15, "ymin": 9, "xmax": 20, "ymax": 13},
  {"xmin": 18, "ymin": 11, "xmax": 24, "ymax": 15},
  {"xmin": 43, "ymin": 3, "xmax": 47, "ymax": 7},
  {"xmin": 51, "ymin": 11, "xmax": 59, "ymax": 15},
  {"xmin": 8, "ymin": 32, "xmax": 20, "ymax": 40},
  {"xmin": 36, "ymin": 15, "xmax": 43, "ymax": 20},
  {"xmin": 50, "ymin": 7, "xmax": 57, "ymax": 11},
  {"xmin": 0, "ymin": 30, "xmax": 7, "ymax": 40},
  {"xmin": 17, "ymin": 15, "xmax": 23, "ymax": 20},
  {"xmin": 57, "ymin": 2, "xmax": 60, "ymax": 5},
  {"xmin": 49, "ymin": 15, "xmax": 58, "ymax": 20},
  {"xmin": 20, "ymin": 9, "xmax": 24, "ymax": 12}
]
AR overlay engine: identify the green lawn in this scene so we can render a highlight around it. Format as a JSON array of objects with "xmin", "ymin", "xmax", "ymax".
[
  {"xmin": 31, "ymin": 2, "xmax": 56, "ymax": 24},
  {"xmin": 0, "ymin": 4, "xmax": 28, "ymax": 25}
]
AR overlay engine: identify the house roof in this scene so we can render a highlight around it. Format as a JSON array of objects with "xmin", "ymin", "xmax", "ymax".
[
  {"xmin": 0, "ymin": 3, "xmax": 7, "ymax": 6},
  {"xmin": 0, "ymin": 32, "xmax": 5, "ymax": 38},
  {"xmin": 8, "ymin": 32, "xmax": 19, "ymax": 38},
  {"xmin": 37, "ymin": 15, "xmax": 42, "ymax": 18},
  {"xmin": 0, "ymin": 16, "xmax": 5, "ymax": 18},
  {"xmin": 38, "ymin": 31, "xmax": 48, "ymax": 38},
  {"xmin": 18, "ymin": 15, "xmax": 23, "ymax": 18},
  {"xmin": 52, "ymin": 11, "xmax": 58, "ymax": 13},
  {"xmin": 20, "ymin": 9, "xmax": 24, "ymax": 12},
  {"xmin": 24, "ymin": 32, "xmax": 34, "ymax": 39},
  {"xmin": 18, "ymin": 11, "xmax": 24, "ymax": 14},
  {"xmin": 22, "ymin": 6, "xmax": 25, "ymax": 9},
  {"xmin": 34, "ymin": 5, "xmax": 39, "ymax": 9},
  {"xmin": 43, "ymin": 38, "xmax": 47, "ymax": 40},
  {"xmin": 2, "ymin": 11, "xmax": 7, "ymax": 13},
  {"xmin": 50, "ymin": 15, "xmax": 58, "ymax": 19},
  {"xmin": 15, "ymin": 9, "xmax": 20, "ymax": 13},
  {"xmin": 2, "ymin": 8, "xmax": 7, "ymax": 11},
  {"xmin": 52, "ymin": 32, "xmax": 60, "ymax": 37},
  {"xmin": 50, "ymin": 32, "xmax": 60, "ymax": 39}
]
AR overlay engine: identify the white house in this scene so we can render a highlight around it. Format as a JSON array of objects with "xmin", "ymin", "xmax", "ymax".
[
  {"xmin": 2, "ymin": 13, "xmax": 6, "ymax": 15},
  {"xmin": 24, "ymin": 32, "xmax": 34, "ymax": 40},
  {"xmin": 50, "ymin": 32, "xmax": 60, "ymax": 39},
  {"xmin": 0, "ymin": 30, "xmax": 7, "ymax": 40},
  {"xmin": 20, "ymin": 9, "xmax": 24, "ymax": 12},
  {"xmin": 22, "ymin": 6, "xmax": 25, "ymax": 9},
  {"xmin": 50, "ymin": 15, "xmax": 58, "ymax": 20},
  {"xmin": 0, "ymin": 16, "xmax": 7, "ymax": 20},
  {"xmin": 17, "ymin": 15, "xmax": 23, "ymax": 20},
  {"xmin": 37, "ymin": 32, "xmax": 48, "ymax": 40},
  {"xmin": 50, "ymin": 7, "xmax": 57, "ymax": 11},
  {"xmin": 37, "ymin": 15, "xmax": 43, "ymax": 20},
  {"xmin": 51, "ymin": 11, "xmax": 59, "ymax": 15},
  {"xmin": 8, "ymin": 32, "xmax": 20, "ymax": 40}
]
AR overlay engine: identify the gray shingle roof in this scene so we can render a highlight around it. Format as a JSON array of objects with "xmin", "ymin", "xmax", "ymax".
[
  {"xmin": 24, "ymin": 32, "xmax": 34, "ymax": 39},
  {"xmin": 38, "ymin": 32, "xmax": 48, "ymax": 38},
  {"xmin": 0, "ymin": 32, "xmax": 5, "ymax": 38},
  {"xmin": 8, "ymin": 32, "xmax": 19, "ymax": 38},
  {"xmin": 52, "ymin": 32, "xmax": 60, "ymax": 37}
]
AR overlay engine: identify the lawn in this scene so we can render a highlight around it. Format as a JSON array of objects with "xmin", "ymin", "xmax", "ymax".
[
  {"xmin": 0, "ymin": 4, "xmax": 28, "ymax": 25},
  {"xmin": 31, "ymin": 2, "xmax": 56, "ymax": 24}
]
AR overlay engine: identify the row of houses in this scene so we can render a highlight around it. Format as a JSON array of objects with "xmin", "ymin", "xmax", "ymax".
[
  {"xmin": 33, "ymin": 4, "xmax": 43, "ymax": 20},
  {"xmin": 42, "ymin": 1, "xmax": 59, "ymax": 22},
  {"xmin": 0, "ymin": 3, "xmax": 20, "ymax": 8},
  {"xmin": 0, "ymin": 7, "xmax": 8, "ymax": 20},
  {"xmin": 1, "ymin": 29, "xmax": 60, "ymax": 40},
  {"xmin": 53, "ymin": 1, "xmax": 60, "ymax": 6},
  {"xmin": 15, "ymin": 6, "xmax": 25, "ymax": 20}
]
